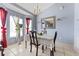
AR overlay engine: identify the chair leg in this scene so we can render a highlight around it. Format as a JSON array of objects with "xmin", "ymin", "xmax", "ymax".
[
  {"xmin": 50, "ymin": 48, "xmax": 54, "ymax": 56},
  {"xmin": 46, "ymin": 45, "xmax": 47, "ymax": 49},
  {"xmin": 1, "ymin": 49, "xmax": 5, "ymax": 56},
  {"xmin": 36, "ymin": 46, "xmax": 38, "ymax": 56},
  {"xmin": 42, "ymin": 45, "xmax": 44, "ymax": 53},
  {"xmin": 30, "ymin": 43, "xmax": 32, "ymax": 52},
  {"xmin": 54, "ymin": 43, "xmax": 56, "ymax": 52}
]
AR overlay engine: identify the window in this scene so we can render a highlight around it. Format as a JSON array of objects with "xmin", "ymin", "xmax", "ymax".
[
  {"xmin": 10, "ymin": 16, "xmax": 16, "ymax": 38},
  {"xmin": 29, "ymin": 20, "xmax": 32, "ymax": 31},
  {"xmin": 10, "ymin": 15, "xmax": 23, "ymax": 38},
  {"xmin": 19, "ymin": 18, "xmax": 23, "ymax": 36}
]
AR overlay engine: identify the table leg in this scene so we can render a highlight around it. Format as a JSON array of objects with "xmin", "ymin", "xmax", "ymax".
[
  {"xmin": 42, "ymin": 45, "xmax": 44, "ymax": 53},
  {"xmin": 30, "ymin": 43, "xmax": 32, "ymax": 52},
  {"xmin": 25, "ymin": 41, "xmax": 27, "ymax": 48},
  {"xmin": 50, "ymin": 48, "xmax": 54, "ymax": 56},
  {"xmin": 54, "ymin": 46, "xmax": 56, "ymax": 52}
]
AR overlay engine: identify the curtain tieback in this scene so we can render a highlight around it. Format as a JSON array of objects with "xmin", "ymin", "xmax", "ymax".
[{"xmin": 1, "ymin": 27, "xmax": 6, "ymax": 33}]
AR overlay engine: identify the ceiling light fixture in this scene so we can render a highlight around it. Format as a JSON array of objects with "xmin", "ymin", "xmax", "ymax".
[{"xmin": 33, "ymin": 3, "xmax": 40, "ymax": 15}]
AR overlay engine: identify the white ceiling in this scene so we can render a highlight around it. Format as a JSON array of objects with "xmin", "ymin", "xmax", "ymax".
[
  {"xmin": 2, "ymin": 3, "xmax": 31, "ymax": 16},
  {"xmin": 16, "ymin": 3, "xmax": 54, "ymax": 14},
  {"xmin": 2, "ymin": 3, "xmax": 54, "ymax": 16}
]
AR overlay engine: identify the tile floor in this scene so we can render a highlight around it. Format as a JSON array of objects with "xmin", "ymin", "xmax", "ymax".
[{"xmin": 0, "ymin": 40, "xmax": 79, "ymax": 56}]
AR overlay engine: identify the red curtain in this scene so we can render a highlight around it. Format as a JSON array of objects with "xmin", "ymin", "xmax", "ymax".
[
  {"xmin": 0, "ymin": 7, "xmax": 7, "ymax": 48},
  {"xmin": 26, "ymin": 18, "xmax": 30, "ymax": 34}
]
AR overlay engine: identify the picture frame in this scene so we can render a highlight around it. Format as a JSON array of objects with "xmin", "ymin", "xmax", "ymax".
[{"xmin": 41, "ymin": 16, "xmax": 56, "ymax": 29}]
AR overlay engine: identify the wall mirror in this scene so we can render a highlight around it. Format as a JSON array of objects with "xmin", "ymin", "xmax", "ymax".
[{"xmin": 41, "ymin": 16, "xmax": 56, "ymax": 29}]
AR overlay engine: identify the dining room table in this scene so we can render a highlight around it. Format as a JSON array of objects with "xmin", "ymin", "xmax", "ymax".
[{"xmin": 37, "ymin": 34, "xmax": 54, "ymax": 56}]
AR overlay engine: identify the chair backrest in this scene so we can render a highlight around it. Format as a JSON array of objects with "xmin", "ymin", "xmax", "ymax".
[
  {"xmin": 29, "ymin": 31, "xmax": 38, "ymax": 45},
  {"xmin": 53, "ymin": 31, "xmax": 57, "ymax": 44}
]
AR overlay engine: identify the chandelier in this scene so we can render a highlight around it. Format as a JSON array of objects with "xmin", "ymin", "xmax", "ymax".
[{"xmin": 33, "ymin": 4, "xmax": 40, "ymax": 15}]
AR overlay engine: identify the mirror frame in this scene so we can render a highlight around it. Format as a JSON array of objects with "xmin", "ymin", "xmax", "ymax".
[{"xmin": 41, "ymin": 16, "xmax": 56, "ymax": 29}]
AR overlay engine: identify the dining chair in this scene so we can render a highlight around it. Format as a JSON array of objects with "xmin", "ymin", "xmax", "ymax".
[
  {"xmin": 0, "ymin": 41, "xmax": 5, "ymax": 56},
  {"xmin": 29, "ymin": 31, "xmax": 40, "ymax": 56}
]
